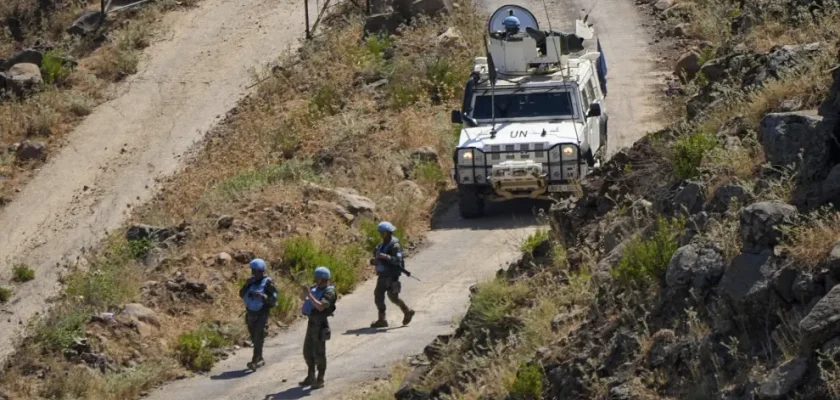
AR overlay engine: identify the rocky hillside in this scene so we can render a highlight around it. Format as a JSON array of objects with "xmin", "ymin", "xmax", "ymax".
[
  {"xmin": 0, "ymin": 0, "xmax": 199, "ymax": 206},
  {"xmin": 384, "ymin": 0, "xmax": 840, "ymax": 399},
  {"xmin": 0, "ymin": 2, "xmax": 479, "ymax": 399}
]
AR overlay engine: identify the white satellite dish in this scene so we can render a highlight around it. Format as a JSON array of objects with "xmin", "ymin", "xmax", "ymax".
[{"xmin": 488, "ymin": 5, "xmax": 539, "ymax": 34}]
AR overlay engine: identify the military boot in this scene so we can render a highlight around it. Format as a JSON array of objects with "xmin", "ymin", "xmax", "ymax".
[
  {"xmin": 402, "ymin": 309, "xmax": 415, "ymax": 326},
  {"xmin": 311, "ymin": 370, "xmax": 325, "ymax": 389},
  {"xmin": 299, "ymin": 367, "xmax": 316, "ymax": 386},
  {"xmin": 370, "ymin": 311, "xmax": 388, "ymax": 328}
]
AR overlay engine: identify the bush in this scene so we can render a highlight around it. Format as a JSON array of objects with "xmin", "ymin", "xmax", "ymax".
[
  {"xmin": 310, "ymin": 85, "xmax": 342, "ymax": 117},
  {"xmin": 510, "ymin": 362, "xmax": 544, "ymax": 399},
  {"xmin": 281, "ymin": 236, "xmax": 359, "ymax": 293},
  {"xmin": 425, "ymin": 57, "xmax": 460, "ymax": 103},
  {"xmin": 469, "ymin": 278, "xmax": 530, "ymax": 330},
  {"xmin": 65, "ymin": 241, "xmax": 140, "ymax": 309},
  {"xmin": 127, "ymin": 238, "xmax": 152, "ymax": 259},
  {"xmin": 413, "ymin": 160, "xmax": 445, "ymax": 189},
  {"xmin": 612, "ymin": 216, "xmax": 684, "ymax": 287},
  {"xmin": 0, "ymin": 287, "xmax": 11, "ymax": 303},
  {"xmin": 521, "ymin": 229, "xmax": 549, "ymax": 254},
  {"xmin": 672, "ymin": 132, "xmax": 717, "ymax": 180},
  {"xmin": 41, "ymin": 51, "xmax": 71, "ymax": 85},
  {"xmin": 35, "ymin": 310, "xmax": 90, "ymax": 352},
  {"xmin": 12, "ymin": 264, "xmax": 35, "ymax": 282},
  {"xmin": 215, "ymin": 160, "xmax": 318, "ymax": 199},
  {"xmin": 177, "ymin": 326, "xmax": 229, "ymax": 371}
]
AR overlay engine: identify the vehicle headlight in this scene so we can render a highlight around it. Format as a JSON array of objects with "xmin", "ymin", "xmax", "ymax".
[
  {"xmin": 561, "ymin": 145, "xmax": 577, "ymax": 160},
  {"xmin": 459, "ymin": 148, "xmax": 481, "ymax": 164}
]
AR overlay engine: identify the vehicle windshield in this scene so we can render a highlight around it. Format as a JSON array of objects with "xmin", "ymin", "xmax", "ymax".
[{"xmin": 470, "ymin": 91, "xmax": 575, "ymax": 120}]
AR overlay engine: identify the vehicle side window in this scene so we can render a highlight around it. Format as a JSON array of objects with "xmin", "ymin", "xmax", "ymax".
[
  {"xmin": 581, "ymin": 86, "xmax": 590, "ymax": 108},
  {"xmin": 586, "ymin": 79, "xmax": 597, "ymax": 102}
]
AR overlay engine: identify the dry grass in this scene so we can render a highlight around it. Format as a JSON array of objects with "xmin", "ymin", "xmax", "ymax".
[
  {"xmin": 779, "ymin": 209, "xmax": 840, "ymax": 270},
  {"xmin": 0, "ymin": 0, "xmax": 198, "ymax": 203},
  {"xmin": 673, "ymin": 0, "xmax": 738, "ymax": 44},
  {"xmin": 0, "ymin": 4, "xmax": 486, "ymax": 398},
  {"xmin": 338, "ymin": 362, "xmax": 411, "ymax": 400}
]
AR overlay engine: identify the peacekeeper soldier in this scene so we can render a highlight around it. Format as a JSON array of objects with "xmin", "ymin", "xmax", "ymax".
[
  {"xmin": 369, "ymin": 221, "xmax": 415, "ymax": 328},
  {"xmin": 238, "ymin": 258, "xmax": 278, "ymax": 371},
  {"xmin": 299, "ymin": 266, "xmax": 337, "ymax": 389}
]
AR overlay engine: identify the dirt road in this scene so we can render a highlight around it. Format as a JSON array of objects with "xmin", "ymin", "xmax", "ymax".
[
  {"xmin": 147, "ymin": 204, "xmax": 539, "ymax": 400},
  {"xmin": 0, "ymin": 0, "xmax": 305, "ymax": 360},
  {"xmin": 0, "ymin": 0, "xmax": 663, "ymax": 394},
  {"xmin": 145, "ymin": 0, "xmax": 665, "ymax": 399}
]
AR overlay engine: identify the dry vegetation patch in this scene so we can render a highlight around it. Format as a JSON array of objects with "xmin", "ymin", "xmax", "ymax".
[{"xmin": 0, "ymin": 4, "xmax": 485, "ymax": 398}]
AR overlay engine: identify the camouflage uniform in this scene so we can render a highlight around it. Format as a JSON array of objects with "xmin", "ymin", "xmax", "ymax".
[
  {"xmin": 302, "ymin": 286, "xmax": 336, "ymax": 385},
  {"xmin": 238, "ymin": 277, "xmax": 278, "ymax": 365},
  {"xmin": 372, "ymin": 238, "xmax": 414, "ymax": 326}
]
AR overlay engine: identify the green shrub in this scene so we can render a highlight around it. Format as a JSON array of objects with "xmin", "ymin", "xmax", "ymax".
[
  {"xmin": 0, "ymin": 287, "xmax": 11, "ymax": 303},
  {"xmin": 215, "ymin": 159, "xmax": 318, "ymax": 199},
  {"xmin": 310, "ymin": 85, "xmax": 342, "ymax": 116},
  {"xmin": 510, "ymin": 362, "xmax": 544, "ymax": 399},
  {"xmin": 127, "ymin": 238, "xmax": 152, "ymax": 259},
  {"xmin": 672, "ymin": 132, "xmax": 717, "ymax": 180},
  {"xmin": 469, "ymin": 278, "xmax": 530, "ymax": 330},
  {"xmin": 41, "ymin": 51, "xmax": 71, "ymax": 85},
  {"xmin": 612, "ymin": 216, "xmax": 684, "ymax": 287},
  {"xmin": 413, "ymin": 160, "xmax": 445, "ymax": 189},
  {"xmin": 35, "ymin": 310, "xmax": 90, "ymax": 351},
  {"xmin": 364, "ymin": 32, "xmax": 393, "ymax": 59},
  {"xmin": 425, "ymin": 57, "xmax": 460, "ymax": 102},
  {"xmin": 177, "ymin": 326, "xmax": 229, "ymax": 371},
  {"xmin": 270, "ymin": 287, "xmax": 299, "ymax": 320},
  {"xmin": 65, "ymin": 241, "xmax": 139, "ymax": 309},
  {"xmin": 521, "ymin": 229, "xmax": 549, "ymax": 255},
  {"xmin": 12, "ymin": 264, "xmax": 35, "ymax": 282},
  {"xmin": 281, "ymin": 236, "xmax": 359, "ymax": 293}
]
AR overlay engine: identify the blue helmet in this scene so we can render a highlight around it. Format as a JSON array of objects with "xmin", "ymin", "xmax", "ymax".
[
  {"xmin": 314, "ymin": 266, "xmax": 331, "ymax": 280},
  {"xmin": 503, "ymin": 15, "xmax": 520, "ymax": 30},
  {"xmin": 249, "ymin": 258, "xmax": 267, "ymax": 271},
  {"xmin": 377, "ymin": 221, "xmax": 396, "ymax": 233}
]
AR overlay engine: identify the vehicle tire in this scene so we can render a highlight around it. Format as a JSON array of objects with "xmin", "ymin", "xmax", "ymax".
[
  {"xmin": 457, "ymin": 185, "xmax": 484, "ymax": 218},
  {"xmin": 601, "ymin": 119, "xmax": 608, "ymax": 151}
]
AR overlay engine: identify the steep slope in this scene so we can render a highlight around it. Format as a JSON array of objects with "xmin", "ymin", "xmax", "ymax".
[
  {"xmin": 142, "ymin": 0, "xmax": 667, "ymax": 397},
  {"xmin": 0, "ymin": 0, "xmax": 305, "ymax": 360}
]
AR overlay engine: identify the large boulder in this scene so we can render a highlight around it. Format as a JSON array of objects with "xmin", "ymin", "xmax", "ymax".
[
  {"xmin": 739, "ymin": 202, "xmax": 796, "ymax": 254},
  {"xmin": 334, "ymin": 188, "xmax": 376, "ymax": 215},
  {"xmin": 757, "ymin": 357, "xmax": 809, "ymax": 399},
  {"xmin": 673, "ymin": 181, "xmax": 705, "ymax": 215},
  {"xmin": 720, "ymin": 250, "xmax": 780, "ymax": 314},
  {"xmin": 665, "ymin": 243, "xmax": 725, "ymax": 293},
  {"xmin": 364, "ymin": 13, "xmax": 405, "ymax": 35},
  {"xmin": 2, "ymin": 49, "xmax": 43, "ymax": 70},
  {"xmin": 6, "ymin": 63, "xmax": 43, "ymax": 96},
  {"xmin": 68, "ymin": 9, "xmax": 104, "ymax": 36},
  {"xmin": 744, "ymin": 43, "xmax": 821, "ymax": 88},
  {"xmin": 800, "ymin": 285, "xmax": 840, "ymax": 351},
  {"xmin": 674, "ymin": 51, "xmax": 701, "ymax": 82},
  {"xmin": 759, "ymin": 111, "xmax": 832, "ymax": 181},
  {"xmin": 707, "ymin": 184, "xmax": 751, "ymax": 212},
  {"xmin": 15, "ymin": 140, "xmax": 47, "ymax": 162},
  {"xmin": 119, "ymin": 303, "xmax": 160, "ymax": 338}
]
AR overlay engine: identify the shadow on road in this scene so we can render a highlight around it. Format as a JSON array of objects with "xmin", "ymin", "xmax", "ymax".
[
  {"xmin": 342, "ymin": 326, "xmax": 408, "ymax": 336},
  {"xmin": 431, "ymin": 194, "xmax": 551, "ymax": 231},
  {"xmin": 263, "ymin": 386, "xmax": 313, "ymax": 399},
  {"xmin": 210, "ymin": 369, "xmax": 252, "ymax": 380}
]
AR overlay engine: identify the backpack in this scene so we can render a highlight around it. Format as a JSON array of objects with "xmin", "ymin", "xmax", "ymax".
[{"xmin": 326, "ymin": 286, "xmax": 337, "ymax": 317}]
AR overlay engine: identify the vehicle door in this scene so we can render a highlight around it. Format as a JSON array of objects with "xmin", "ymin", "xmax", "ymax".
[{"xmin": 581, "ymin": 75, "xmax": 601, "ymax": 153}]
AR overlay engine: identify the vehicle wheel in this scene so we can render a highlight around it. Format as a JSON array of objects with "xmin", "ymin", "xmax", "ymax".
[
  {"xmin": 457, "ymin": 185, "xmax": 484, "ymax": 218},
  {"xmin": 601, "ymin": 120, "xmax": 608, "ymax": 151}
]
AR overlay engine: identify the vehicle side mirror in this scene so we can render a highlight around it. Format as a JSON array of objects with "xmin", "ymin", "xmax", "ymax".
[
  {"xmin": 451, "ymin": 109, "xmax": 463, "ymax": 124},
  {"xmin": 586, "ymin": 103, "xmax": 601, "ymax": 118}
]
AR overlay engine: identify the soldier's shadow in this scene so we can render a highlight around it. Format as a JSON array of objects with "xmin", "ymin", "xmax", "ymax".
[
  {"xmin": 343, "ymin": 326, "xmax": 407, "ymax": 335},
  {"xmin": 262, "ymin": 386, "xmax": 312, "ymax": 399}
]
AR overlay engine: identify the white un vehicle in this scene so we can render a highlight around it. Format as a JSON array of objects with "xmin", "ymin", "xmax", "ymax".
[{"xmin": 450, "ymin": 5, "xmax": 609, "ymax": 218}]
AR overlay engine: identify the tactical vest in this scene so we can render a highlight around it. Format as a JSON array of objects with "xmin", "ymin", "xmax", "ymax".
[
  {"xmin": 243, "ymin": 277, "xmax": 270, "ymax": 312},
  {"xmin": 302, "ymin": 285, "xmax": 336, "ymax": 316},
  {"xmin": 374, "ymin": 237, "xmax": 401, "ymax": 274}
]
